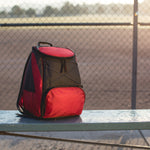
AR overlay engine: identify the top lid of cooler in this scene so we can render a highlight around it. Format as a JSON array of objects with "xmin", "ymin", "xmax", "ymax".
[{"xmin": 39, "ymin": 47, "xmax": 74, "ymax": 58}]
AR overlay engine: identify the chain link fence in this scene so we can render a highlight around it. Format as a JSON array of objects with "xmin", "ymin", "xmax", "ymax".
[
  {"xmin": 0, "ymin": 0, "xmax": 149, "ymax": 110},
  {"xmin": 137, "ymin": 0, "xmax": 150, "ymax": 109}
]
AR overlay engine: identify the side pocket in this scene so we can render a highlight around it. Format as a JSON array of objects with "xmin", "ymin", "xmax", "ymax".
[{"xmin": 43, "ymin": 87, "xmax": 85, "ymax": 118}]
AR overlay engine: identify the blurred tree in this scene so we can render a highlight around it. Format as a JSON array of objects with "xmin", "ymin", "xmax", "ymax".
[
  {"xmin": 80, "ymin": 4, "xmax": 89, "ymax": 14},
  {"xmin": 73, "ymin": 4, "xmax": 89, "ymax": 15},
  {"xmin": 25, "ymin": 8, "xmax": 36, "ymax": 17},
  {"xmin": 0, "ymin": 11, "xmax": 8, "ymax": 17},
  {"xmin": 0, "ymin": 2, "xmax": 135, "ymax": 18},
  {"xmin": 43, "ymin": 6, "xmax": 58, "ymax": 16},
  {"xmin": 10, "ymin": 5, "xmax": 25, "ymax": 17},
  {"xmin": 123, "ymin": 4, "xmax": 133, "ymax": 15},
  {"xmin": 96, "ymin": 4, "xmax": 105, "ymax": 14},
  {"xmin": 110, "ymin": 4, "xmax": 121, "ymax": 15},
  {"xmin": 60, "ymin": 2, "xmax": 75, "ymax": 16}
]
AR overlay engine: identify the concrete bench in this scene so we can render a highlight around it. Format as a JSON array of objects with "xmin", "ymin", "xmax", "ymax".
[
  {"xmin": 0, "ymin": 109, "xmax": 150, "ymax": 149},
  {"xmin": 0, "ymin": 109, "xmax": 150, "ymax": 132}
]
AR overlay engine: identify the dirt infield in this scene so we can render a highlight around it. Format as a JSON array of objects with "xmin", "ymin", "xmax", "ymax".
[{"xmin": 0, "ymin": 27, "xmax": 150, "ymax": 110}]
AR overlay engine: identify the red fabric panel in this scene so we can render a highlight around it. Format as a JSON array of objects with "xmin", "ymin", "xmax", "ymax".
[
  {"xmin": 39, "ymin": 47, "xmax": 74, "ymax": 57},
  {"xmin": 31, "ymin": 53, "xmax": 43, "ymax": 117},
  {"xmin": 22, "ymin": 53, "xmax": 42, "ymax": 117},
  {"xmin": 22, "ymin": 90, "xmax": 34, "ymax": 113},
  {"xmin": 44, "ymin": 87, "xmax": 85, "ymax": 118}
]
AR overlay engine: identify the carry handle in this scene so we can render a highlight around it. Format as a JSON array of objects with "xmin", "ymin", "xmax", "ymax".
[{"xmin": 38, "ymin": 42, "xmax": 53, "ymax": 47}]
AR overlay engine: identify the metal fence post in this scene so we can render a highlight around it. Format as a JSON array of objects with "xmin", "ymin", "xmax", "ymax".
[{"xmin": 131, "ymin": 0, "xmax": 138, "ymax": 109}]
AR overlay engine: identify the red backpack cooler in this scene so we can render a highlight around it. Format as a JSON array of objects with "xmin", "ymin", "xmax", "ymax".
[{"xmin": 17, "ymin": 42, "xmax": 85, "ymax": 119}]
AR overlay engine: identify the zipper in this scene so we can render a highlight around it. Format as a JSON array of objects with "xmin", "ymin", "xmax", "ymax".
[
  {"xmin": 40, "ymin": 58, "xmax": 46, "ymax": 118},
  {"xmin": 60, "ymin": 59, "xmax": 67, "ymax": 73}
]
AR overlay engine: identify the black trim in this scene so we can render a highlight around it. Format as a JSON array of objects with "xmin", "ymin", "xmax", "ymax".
[
  {"xmin": 0, "ymin": 22, "xmax": 132, "ymax": 27},
  {"xmin": 139, "ymin": 22, "xmax": 150, "ymax": 26},
  {"xmin": 16, "ymin": 52, "xmax": 32, "ymax": 114},
  {"xmin": 24, "ymin": 57, "xmax": 35, "ymax": 92}
]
